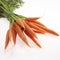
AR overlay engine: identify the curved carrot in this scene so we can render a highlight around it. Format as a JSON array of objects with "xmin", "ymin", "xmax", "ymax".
[
  {"xmin": 24, "ymin": 30, "xmax": 42, "ymax": 48},
  {"xmin": 14, "ymin": 23, "xmax": 30, "ymax": 47},
  {"xmin": 5, "ymin": 30, "xmax": 10, "ymax": 49}
]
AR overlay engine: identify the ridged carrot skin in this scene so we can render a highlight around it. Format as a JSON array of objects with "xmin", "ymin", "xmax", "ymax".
[
  {"xmin": 14, "ymin": 23, "xmax": 30, "ymax": 47},
  {"xmin": 5, "ymin": 30, "xmax": 9, "ymax": 49},
  {"xmin": 32, "ymin": 22, "xmax": 59, "ymax": 36},
  {"xmin": 24, "ymin": 30, "xmax": 42, "ymax": 48},
  {"xmin": 26, "ymin": 21, "xmax": 46, "ymax": 34},
  {"xmin": 23, "ymin": 21, "xmax": 37, "ymax": 39},
  {"xmin": 16, "ymin": 20, "xmax": 25, "ymax": 30},
  {"xmin": 26, "ymin": 17, "xmax": 40, "ymax": 21}
]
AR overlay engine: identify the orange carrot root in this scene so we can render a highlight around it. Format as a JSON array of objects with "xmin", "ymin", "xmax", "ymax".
[
  {"xmin": 24, "ymin": 30, "xmax": 42, "ymax": 48},
  {"xmin": 5, "ymin": 30, "xmax": 10, "ymax": 49},
  {"xmin": 11, "ymin": 28, "xmax": 17, "ymax": 44},
  {"xmin": 33, "ymin": 29, "xmax": 45, "ymax": 34},
  {"xmin": 16, "ymin": 20, "xmax": 25, "ymax": 30},
  {"xmin": 23, "ymin": 21, "xmax": 37, "ymax": 38},
  {"xmin": 26, "ymin": 17, "xmax": 40, "ymax": 21},
  {"xmin": 5, "ymin": 16, "xmax": 59, "ymax": 49},
  {"xmin": 31, "ymin": 22, "xmax": 59, "ymax": 36},
  {"xmin": 28, "ymin": 20, "xmax": 47, "ymax": 28},
  {"xmin": 26, "ymin": 21, "xmax": 46, "ymax": 34},
  {"xmin": 14, "ymin": 23, "xmax": 30, "ymax": 47}
]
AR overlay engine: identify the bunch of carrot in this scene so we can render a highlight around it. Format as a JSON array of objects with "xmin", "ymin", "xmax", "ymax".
[
  {"xmin": 5, "ymin": 17, "xmax": 59, "ymax": 49},
  {"xmin": 0, "ymin": 0, "xmax": 59, "ymax": 49}
]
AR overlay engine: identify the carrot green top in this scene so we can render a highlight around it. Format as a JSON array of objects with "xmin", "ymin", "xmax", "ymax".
[{"xmin": 0, "ymin": 0, "xmax": 26, "ymax": 23}]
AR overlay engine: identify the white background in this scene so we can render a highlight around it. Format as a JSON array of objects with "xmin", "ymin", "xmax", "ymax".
[{"xmin": 0, "ymin": 0, "xmax": 60, "ymax": 60}]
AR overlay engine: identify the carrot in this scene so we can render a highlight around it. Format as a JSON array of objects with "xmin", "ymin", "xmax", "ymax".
[
  {"xmin": 5, "ymin": 30, "xmax": 10, "ymax": 49},
  {"xmin": 32, "ymin": 22, "xmax": 59, "ymax": 36},
  {"xmin": 11, "ymin": 27, "xmax": 17, "ymax": 45},
  {"xmin": 26, "ymin": 21, "xmax": 46, "ymax": 34},
  {"xmin": 14, "ymin": 23, "xmax": 30, "ymax": 47},
  {"xmin": 23, "ymin": 21, "xmax": 37, "ymax": 38},
  {"xmin": 26, "ymin": 17, "xmax": 40, "ymax": 21},
  {"xmin": 9, "ymin": 24, "xmax": 15, "ymax": 44},
  {"xmin": 33, "ymin": 29, "xmax": 45, "ymax": 34},
  {"xmin": 24, "ymin": 30, "xmax": 42, "ymax": 48},
  {"xmin": 16, "ymin": 20, "xmax": 25, "ymax": 30},
  {"xmin": 27, "ymin": 20, "xmax": 47, "ymax": 28},
  {"xmin": 44, "ymin": 29, "xmax": 59, "ymax": 36},
  {"xmin": 12, "ymin": 24, "xmax": 17, "ymax": 44}
]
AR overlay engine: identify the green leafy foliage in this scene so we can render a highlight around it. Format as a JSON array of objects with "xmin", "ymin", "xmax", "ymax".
[
  {"xmin": 0, "ymin": 0, "xmax": 24, "ymax": 11},
  {"xmin": 0, "ymin": 0, "xmax": 26, "ymax": 23}
]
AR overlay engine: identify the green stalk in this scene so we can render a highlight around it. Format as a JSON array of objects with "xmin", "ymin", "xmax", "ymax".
[{"xmin": 0, "ymin": 0, "xmax": 24, "ymax": 23}]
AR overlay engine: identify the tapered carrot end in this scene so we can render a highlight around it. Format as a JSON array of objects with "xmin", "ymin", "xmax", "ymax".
[
  {"xmin": 26, "ymin": 42, "xmax": 31, "ymax": 47},
  {"xmin": 4, "ymin": 46, "xmax": 7, "ymax": 49},
  {"xmin": 4, "ymin": 30, "xmax": 10, "ymax": 49},
  {"xmin": 4, "ymin": 45, "xmax": 8, "ymax": 49},
  {"xmin": 4, "ymin": 41, "xmax": 9, "ymax": 49},
  {"xmin": 46, "ymin": 29, "xmax": 60, "ymax": 36},
  {"xmin": 55, "ymin": 34, "xmax": 59, "ymax": 36},
  {"xmin": 58, "ymin": 34, "xmax": 60, "ymax": 36},
  {"xmin": 35, "ymin": 39, "xmax": 42, "ymax": 48},
  {"xmin": 38, "ymin": 45, "xmax": 42, "ymax": 48},
  {"xmin": 36, "ymin": 43, "xmax": 42, "ymax": 48},
  {"xmin": 14, "ymin": 42, "xmax": 16, "ymax": 45}
]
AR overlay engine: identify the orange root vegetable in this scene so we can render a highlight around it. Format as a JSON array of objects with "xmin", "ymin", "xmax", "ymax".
[
  {"xmin": 33, "ymin": 29, "xmax": 45, "ymax": 34},
  {"xmin": 11, "ymin": 27, "xmax": 17, "ymax": 44},
  {"xmin": 4, "ymin": 18, "xmax": 59, "ymax": 49},
  {"xmin": 26, "ymin": 17, "xmax": 40, "ymax": 21},
  {"xmin": 14, "ymin": 23, "xmax": 30, "ymax": 47},
  {"xmin": 16, "ymin": 20, "xmax": 25, "ymax": 30},
  {"xmin": 5, "ymin": 30, "xmax": 10, "ymax": 49},
  {"xmin": 26, "ymin": 21, "xmax": 46, "ymax": 34},
  {"xmin": 24, "ymin": 30, "xmax": 42, "ymax": 48},
  {"xmin": 44, "ymin": 29, "xmax": 59, "ymax": 36},
  {"xmin": 1, "ymin": 0, "xmax": 59, "ymax": 49},
  {"xmin": 32, "ymin": 22, "xmax": 59, "ymax": 36},
  {"xmin": 28, "ymin": 20, "xmax": 47, "ymax": 28},
  {"xmin": 12, "ymin": 24, "xmax": 17, "ymax": 44},
  {"xmin": 9, "ymin": 24, "xmax": 16, "ymax": 44},
  {"xmin": 23, "ymin": 21, "xmax": 37, "ymax": 39}
]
